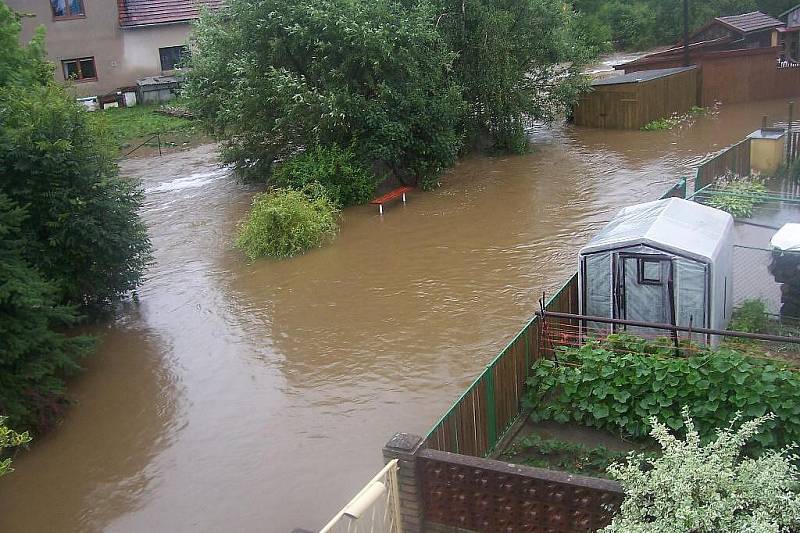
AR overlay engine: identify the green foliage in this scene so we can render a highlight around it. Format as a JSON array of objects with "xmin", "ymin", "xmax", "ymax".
[
  {"xmin": 0, "ymin": 84, "xmax": 152, "ymax": 310},
  {"xmin": 603, "ymin": 408, "xmax": 800, "ymax": 533},
  {"xmin": 707, "ymin": 175, "xmax": 768, "ymax": 218},
  {"xmin": 0, "ymin": 4, "xmax": 150, "ymax": 433},
  {"xmin": 271, "ymin": 146, "xmax": 379, "ymax": 207},
  {"xmin": 641, "ymin": 106, "xmax": 712, "ymax": 131},
  {"xmin": 185, "ymin": 0, "xmax": 464, "ymax": 185},
  {"xmin": 92, "ymin": 102, "xmax": 198, "ymax": 149},
  {"xmin": 433, "ymin": 0, "xmax": 598, "ymax": 152},
  {"xmin": 0, "ymin": 416, "xmax": 31, "ymax": 477},
  {"xmin": 525, "ymin": 335, "xmax": 800, "ymax": 453},
  {"xmin": 571, "ymin": 0, "xmax": 793, "ymax": 51},
  {"xmin": 503, "ymin": 433, "xmax": 629, "ymax": 478},
  {"xmin": 730, "ymin": 299, "xmax": 770, "ymax": 333},
  {"xmin": 0, "ymin": 2, "xmax": 51, "ymax": 87},
  {"xmin": 0, "ymin": 194, "xmax": 93, "ymax": 431},
  {"xmin": 236, "ymin": 188, "xmax": 339, "ymax": 259}
]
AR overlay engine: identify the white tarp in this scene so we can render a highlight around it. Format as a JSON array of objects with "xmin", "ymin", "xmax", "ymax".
[
  {"xmin": 580, "ymin": 198, "xmax": 734, "ymax": 263},
  {"xmin": 579, "ymin": 198, "xmax": 735, "ymax": 335},
  {"xmin": 771, "ymin": 223, "xmax": 800, "ymax": 252}
]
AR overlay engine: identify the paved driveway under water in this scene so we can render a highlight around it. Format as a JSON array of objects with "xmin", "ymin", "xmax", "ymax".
[{"xmin": 0, "ymin": 99, "xmax": 795, "ymax": 532}]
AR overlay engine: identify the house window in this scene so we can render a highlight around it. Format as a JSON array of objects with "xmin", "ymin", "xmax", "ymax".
[
  {"xmin": 638, "ymin": 259, "xmax": 663, "ymax": 285},
  {"xmin": 62, "ymin": 57, "xmax": 97, "ymax": 82},
  {"xmin": 50, "ymin": 0, "xmax": 84, "ymax": 18},
  {"xmin": 159, "ymin": 46, "xmax": 188, "ymax": 71}
]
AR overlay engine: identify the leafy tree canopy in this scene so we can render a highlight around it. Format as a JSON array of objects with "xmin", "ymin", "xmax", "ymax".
[
  {"xmin": 185, "ymin": 0, "xmax": 465, "ymax": 186},
  {"xmin": 572, "ymin": 0, "xmax": 798, "ymax": 50},
  {"xmin": 431, "ymin": 0, "xmax": 600, "ymax": 151},
  {"xmin": 0, "ymin": 0, "xmax": 151, "ymax": 432}
]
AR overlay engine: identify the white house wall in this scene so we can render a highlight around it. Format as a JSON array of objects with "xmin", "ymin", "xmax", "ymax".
[{"xmin": 122, "ymin": 24, "xmax": 191, "ymax": 82}]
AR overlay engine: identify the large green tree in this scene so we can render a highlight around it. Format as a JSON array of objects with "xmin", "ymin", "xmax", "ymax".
[
  {"xmin": 431, "ymin": 0, "xmax": 599, "ymax": 151},
  {"xmin": 0, "ymin": 0, "xmax": 151, "ymax": 431},
  {"xmin": 572, "ymin": 0, "xmax": 797, "ymax": 50},
  {"xmin": 0, "ymin": 194, "xmax": 93, "ymax": 430},
  {"xmin": 185, "ymin": 0, "xmax": 465, "ymax": 186}
]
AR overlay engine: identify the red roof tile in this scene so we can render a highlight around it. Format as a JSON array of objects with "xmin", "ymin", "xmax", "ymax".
[
  {"xmin": 716, "ymin": 11, "xmax": 783, "ymax": 34},
  {"xmin": 118, "ymin": 0, "xmax": 223, "ymax": 27}
]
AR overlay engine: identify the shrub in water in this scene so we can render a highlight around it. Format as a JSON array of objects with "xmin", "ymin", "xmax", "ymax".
[
  {"xmin": 602, "ymin": 408, "xmax": 800, "ymax": 533},
  {"xmin": 236, "ymin": 187, "xmax": 339, "ymax": 259},
  {"xmin": 271, "ymin": 146, "xmax": 378, "ymax": 207}
]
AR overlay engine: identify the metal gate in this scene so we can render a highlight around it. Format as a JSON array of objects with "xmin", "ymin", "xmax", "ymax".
[{"xmin": 319, "ymin": 459, "xmax": 402, "ymax": 533}]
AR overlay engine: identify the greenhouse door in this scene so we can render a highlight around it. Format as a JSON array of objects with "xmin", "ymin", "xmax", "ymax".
[{"xmin": 615, "ymin": 254, "xmax": 675, "ymax": 332}]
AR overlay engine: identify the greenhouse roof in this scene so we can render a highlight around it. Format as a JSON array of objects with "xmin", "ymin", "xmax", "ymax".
[{"xmin": 580, "ymin": 198, "xmax": 734, "ymax": 262}]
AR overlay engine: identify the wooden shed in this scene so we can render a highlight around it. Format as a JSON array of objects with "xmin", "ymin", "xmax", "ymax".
[{"xmin": 573, "ymin": 66, "xmax": 699, "ymax": 129}]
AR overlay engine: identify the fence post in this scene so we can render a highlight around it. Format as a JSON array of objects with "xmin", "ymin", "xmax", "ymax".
[
  {"xmin": 383, "ymin": 433, "xmax": 425, "ymax": 533},
  {"xmin": 485, "ymin": 367, "xmax": 497, "ymax": 451},
  {"xmin": 788, "ymin": 101, "xmax": 795, "ymax": 165}
]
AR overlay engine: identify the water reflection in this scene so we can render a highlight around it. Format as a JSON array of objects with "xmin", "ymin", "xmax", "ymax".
[{"xmin": 0, "ymin": 324, "xmax": 180, "ymax": 532}]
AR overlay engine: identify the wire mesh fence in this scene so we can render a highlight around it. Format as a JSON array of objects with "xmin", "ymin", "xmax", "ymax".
[
  {"xmin": 537, "ymin": 311, "xmax": 800, "ymax": 367},
  {"xmin": 319, "ymin": 459, "xmax": 402, "ymax": 533}
]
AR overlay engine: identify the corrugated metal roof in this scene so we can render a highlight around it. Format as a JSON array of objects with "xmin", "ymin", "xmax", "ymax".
[
  {"xmin": 592, "ymin": 66, "xmax": 696, "ymax": 87},
  {"xmin": 118, "ymin": 0, "xmax": 223, "ymax": 27},
  {"xmin": 716, "ymin": 11, "xmax": 783, "ymax": 34}
]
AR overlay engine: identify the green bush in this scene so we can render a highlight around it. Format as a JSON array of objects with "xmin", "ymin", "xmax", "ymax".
[
  {"xmin": 730, "ymin": 299, "xmax": 770, "ymax": 333},
  {"xmin": 271, "ymin": 146, "xmax": 378, "ymax": 207},
  {"xmin": 707, "ymin": 175, "xmax": 768, "ymax": 218},
  {"xmin": 0, "ymin": 194, "xmax": 93, "ymax": 431},
  {"xmin": 603, "ymin": 409, "xmax": 800, "ymax": 533},
  {"xmin": 236, "ymin": 188, "xmax": 339, "ymax": 259},
  {"xmin": 524, "ymin": 335, "xmax": 800, "ymax": 452},
  {"xmin": 185, "ymin": 0, "xmax": 465, "ymax": 185},
  {"xmin": 0, "ymin": 84, "xmax": 152, "ymax": 311},
  {"xmin": 0, "ymin": 416, "xmax": 31, "ymax": 478}
]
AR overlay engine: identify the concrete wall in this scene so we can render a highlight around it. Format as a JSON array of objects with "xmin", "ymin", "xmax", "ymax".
[
  {"xmin": 7, "ymin": 0, "xmax": 191, "ymax": 96},
  {"xmin": 122, "ymin": 24, "xmax": 191, "ymax": 83}
]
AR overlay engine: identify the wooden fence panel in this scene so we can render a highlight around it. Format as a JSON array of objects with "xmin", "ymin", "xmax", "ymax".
[
  {"xmin": 694, "ymin": 138, "xmax": 751, "ymax": 191},
  {"xmin": 421, "ymin": 274, "xmax": 578, "ymax": 457}
]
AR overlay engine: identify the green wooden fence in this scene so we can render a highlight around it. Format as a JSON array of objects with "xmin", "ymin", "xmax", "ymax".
[
  {"xmin": 421, "ymin": 177, "xmax": 690, "ymax": 458},
  {"xmin": 422, "ymin": 273, "xmax": 578, "ymax": 457}
]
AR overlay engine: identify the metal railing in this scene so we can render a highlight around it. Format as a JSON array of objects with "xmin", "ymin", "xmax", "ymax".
[
  {"xmin": 121, "ymin": 132, "xmax": 163, "ymax": 158},
  {"xmin": 319, "ymin": 459, "xmax": 402, "ymax": 533}
]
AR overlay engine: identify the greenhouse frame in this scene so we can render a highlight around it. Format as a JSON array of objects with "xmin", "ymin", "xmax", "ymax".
[{"xmin": 579, "ymin": 198, "xmax": 735, "ymax": 340}]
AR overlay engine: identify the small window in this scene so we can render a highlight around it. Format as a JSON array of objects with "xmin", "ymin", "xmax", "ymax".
[
  {"xmin": 51, "ymin": 0, "xmax": 85, "ymax": 18},
  {"xmin": 62, "ymin": 57, "xmax": 97, "ymax": 82},
  {"xmin": 638, "ymin": 259, "xmax": 663, "ymax": 285},
  {"xmin": 159, "ymin": 46, "xmax": 189, "ymax": 71}
]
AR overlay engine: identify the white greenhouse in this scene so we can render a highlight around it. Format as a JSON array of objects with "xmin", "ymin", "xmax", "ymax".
[{"xmin": 579, "ymin": 198, "xmax": 734, "ymax": 339}]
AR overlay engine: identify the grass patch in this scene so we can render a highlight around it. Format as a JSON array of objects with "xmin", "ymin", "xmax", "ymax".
[
  {"xmin": 91, "ymin": 99, "xmax": 200, "ymax": 151},
  {"xmin": 501, "ymin": 433, "xmax": 631, "ymax": 478}
]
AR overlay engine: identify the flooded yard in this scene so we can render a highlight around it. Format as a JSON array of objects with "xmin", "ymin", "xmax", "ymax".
[{"xmin": 0, "ymin": 98, "xmax": 796, "ymax": 532}]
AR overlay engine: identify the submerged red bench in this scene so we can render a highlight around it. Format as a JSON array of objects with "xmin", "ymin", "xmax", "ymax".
[{"xmin": 370, "ymin": 186, "xmax": 413, "ymax": 214}]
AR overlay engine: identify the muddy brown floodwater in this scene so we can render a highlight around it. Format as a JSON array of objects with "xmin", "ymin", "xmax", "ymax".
[{"xmin": 0, "ymin": 98, "xmax": 795, "ymax": 532}]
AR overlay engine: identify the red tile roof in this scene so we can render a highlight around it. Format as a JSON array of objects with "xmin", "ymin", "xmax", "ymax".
[
  {"xmin": 118, "ymin": 0, "xmax": 223, "ymax": 27},
  {"xmin": 716, "ymin": 11, "xmax": 783, "ymax": 34}
]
